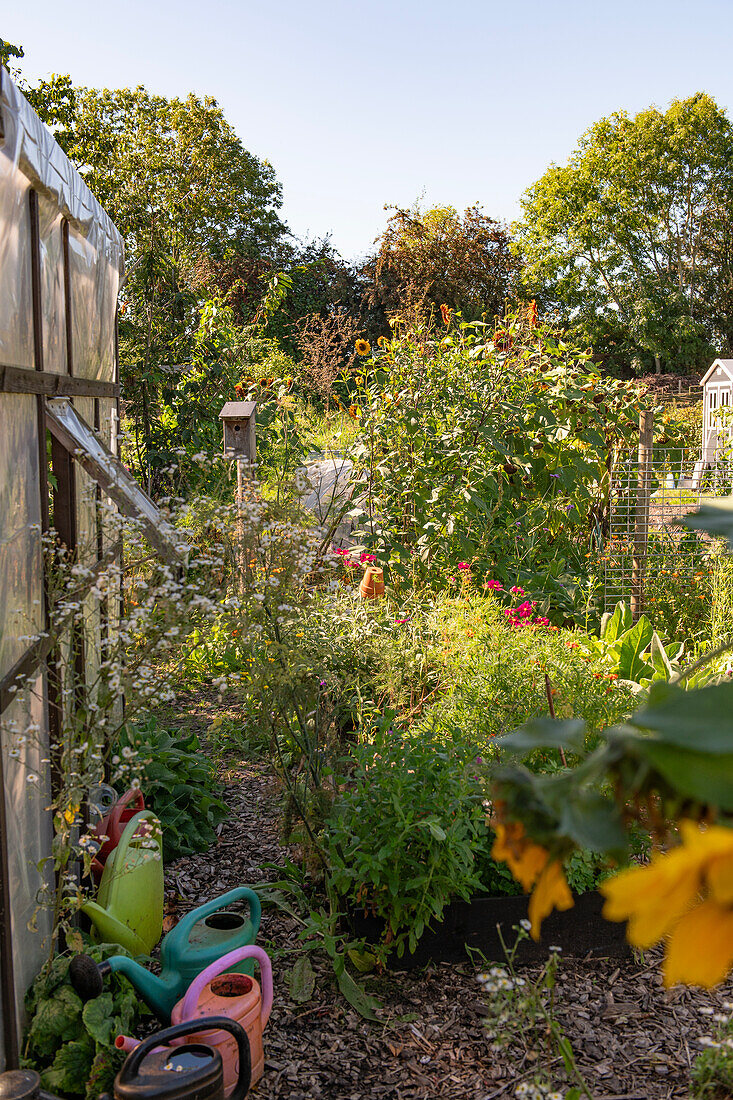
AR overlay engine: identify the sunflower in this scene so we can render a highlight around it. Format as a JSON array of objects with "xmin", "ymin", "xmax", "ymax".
[
  {"xmin": 377, "ymin": 335, "xmax": 388, "ymax": 349},
  {"xmin": 491, "ymin": 821, "xmax": 573, "ymax": 940},
  {"xmin": 355, "ymin": 339, "xmax": 371, "ymax": 357},
  {"xmin": 601, "ymin": 820, "xmax": 733, "ymax": 987},
  {"xmin": 348, "ymin": 405, "xmax": 359, "ymax": 419}
]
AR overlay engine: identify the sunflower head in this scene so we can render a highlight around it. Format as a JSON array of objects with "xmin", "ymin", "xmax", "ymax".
[{"xmin": 355, "ymin": 338, "xmax": 371, "ymax": 357}]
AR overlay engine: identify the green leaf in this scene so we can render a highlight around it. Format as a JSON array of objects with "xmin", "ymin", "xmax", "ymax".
[
  {"xmin": 649, "ymin": 632, "xmax": 674, "ymax": 680},
  {"xmin": 82, "ymin": 994, "xmax": 115, "ymax": 1046},
  {"xmin": 558, "ymin": 793, "xmax": 626, "ymax": 854},
  {"xmin": 632, "ymin": 682, "xmax": 733, "ymax": 752},
  {"xmin": 287, "ymin": 956, "xmax": 315, "ymax": 1004},
  {"xmin": 335, "ymin": 966, "xmax": 381, "ymax": 1021},
  {"xmin": 602, "ymin": 601, "xmax": 631, "ymax": 643},
  {"xmin": 427, "ymin": 821, "xmax": 446, "ymax": 841},
  {"xmin": 498, "ymin": 718, "xmax": 587, "ymax": 755},
  {"xmin": 616, "ymin": 616, "xmax": 653, "ymax": 681},
  {"xmin": 633, "ymin": 740, "xmax": 733, "ymax": 810},
  {"xmin": 42, "ymin": 1036, "xmax": 95, "ymax": 1095},
  {"xmin": 684, "ymin": 497, "xmax": 733, "ymax": 548},
  {"xmin": 347, "ymin": 948, "xmax": 378, "ymax": 974},
  {"xmin": 27, "ymin": 985, "xmax": 83, "ymax": 1056}
]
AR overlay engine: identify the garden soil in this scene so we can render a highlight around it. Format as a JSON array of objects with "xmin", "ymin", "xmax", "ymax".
[{"xmin": 164, "ymin": 692, "xmax": 729, "ymax": 1100}]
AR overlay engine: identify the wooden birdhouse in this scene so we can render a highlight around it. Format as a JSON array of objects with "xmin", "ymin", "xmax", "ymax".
[
  {"xmin": 700, "ymin": 360, "xmax": 733, "ymax": 463},
  {"xmin": 219, "ymin": 401, "xmax": 257, "ymax": 462}
]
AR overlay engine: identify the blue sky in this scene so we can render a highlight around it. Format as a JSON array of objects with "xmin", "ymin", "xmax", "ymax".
[{"xmin": 5, "ymin": 0, "xmax": 733, "ymax": 261}]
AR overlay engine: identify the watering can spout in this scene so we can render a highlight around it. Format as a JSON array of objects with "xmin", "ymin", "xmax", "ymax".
[
  {"xmin": 70, "ymin": 953, "xmax": 175, "ymax": 1024},
  {"xmin": 107, "ymin": 957, "xmax": 176, "ymax": 1022}
]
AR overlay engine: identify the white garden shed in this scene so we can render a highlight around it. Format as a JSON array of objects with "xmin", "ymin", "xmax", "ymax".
[{"xmin": 700, "ymin": 359, "xmax": 733, "ymax": 462}]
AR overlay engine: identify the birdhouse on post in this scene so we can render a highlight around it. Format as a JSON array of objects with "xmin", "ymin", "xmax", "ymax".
[
  {"xmin": 700, "ymin": 360, "xmax": 733, "ymax": 463},
  {"xmin": 219, "ymin": 401, "xmax": 257, "ymax": 465}
]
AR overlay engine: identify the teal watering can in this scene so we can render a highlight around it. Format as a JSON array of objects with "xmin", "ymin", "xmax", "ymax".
[
  {"xmin": 82, "ymin": 810, "xmax": 164, "ymax": 956},
  {"xmin": 70, "ymin": 886, "xmax": 262, "ymax": 1023}
]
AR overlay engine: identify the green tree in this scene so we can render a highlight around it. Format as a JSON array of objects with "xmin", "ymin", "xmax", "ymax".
[
  {"xmin": 516, "ymin": 93, "xmax": 733, "ymax": 375},
  {"xmin": 61, "ymin": 85, "xmax": 285, "ymax": 491},
  {"xmin": 4, "ymin": 43, "xmax": 288, "ymax": 489}
]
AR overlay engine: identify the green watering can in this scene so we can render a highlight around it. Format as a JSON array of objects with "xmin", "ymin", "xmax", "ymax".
[
  {"xmin": 82, "ymin": 810, "xmax": 164, "ymax": 956},
  {"xmin": 71, "ymin": 886, "xmax": 262, "ymax": 1023}
]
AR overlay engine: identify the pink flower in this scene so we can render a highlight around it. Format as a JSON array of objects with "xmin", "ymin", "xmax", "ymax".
[
  {"xmin": 395, "ymin": 615, "xmax": 411, "ymax": 624},
  {"xmin": 457, "ymin": 561, "xmax": 470, "ymax": 571},
  {"xmin": 510, "ymin": 585, "xmax": 525, "ymax": 596},
  {"xmin": 485, "ymin": 579, "xmax": 503, "ymax": 591},
  {"xmin": 515, "ymin": 601, "xmax": 535, "ymax": 618}
]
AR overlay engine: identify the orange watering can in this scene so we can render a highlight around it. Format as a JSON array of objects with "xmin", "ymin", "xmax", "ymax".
[
  {"xmin": 91, "ymin": 788, "xmax": 146, "ymax": 884},
  {"xmin": 118, "ymin": 945, "xmax": 272, "ymax": 1097}
]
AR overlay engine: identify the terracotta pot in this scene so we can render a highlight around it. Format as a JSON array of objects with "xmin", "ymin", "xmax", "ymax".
[{"xmin": 359, "ymin": 566, "xmax": 384, "ymax": 599}]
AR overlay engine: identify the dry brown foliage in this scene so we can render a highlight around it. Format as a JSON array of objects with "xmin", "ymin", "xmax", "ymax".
[{"xmin": 294, "ymin": 310, "xmax": 362, "ymax": 399}]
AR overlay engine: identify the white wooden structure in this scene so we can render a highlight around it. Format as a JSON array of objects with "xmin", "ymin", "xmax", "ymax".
[{"xmin": 701, "ymin": 359, "xmax": 733, "ymax": 462}]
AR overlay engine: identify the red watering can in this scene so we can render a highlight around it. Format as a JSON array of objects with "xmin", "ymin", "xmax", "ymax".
[
  {"xmin": 119, "ymin": 945, "xmax": 272, "ymax": 1097},
  {"xmin": 91, "ymin": 788, "xmax": 145, "ymax": 883}
]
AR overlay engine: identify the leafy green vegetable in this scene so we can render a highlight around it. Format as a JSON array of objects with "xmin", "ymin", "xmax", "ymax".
[
  {"xmin": 113, "ymin": 718, "xmax": 229, "ymax": 860},
  {"xmin": 23, "ymin": 942, "xmax": 149, "ymax": 1099}
]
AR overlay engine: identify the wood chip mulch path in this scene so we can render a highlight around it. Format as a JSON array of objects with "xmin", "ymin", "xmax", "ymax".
[{"xmin": 163, "ymin": 701, "xmax": 730, "ymax": 1099}]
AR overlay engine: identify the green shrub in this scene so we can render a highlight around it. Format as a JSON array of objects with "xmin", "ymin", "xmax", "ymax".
[
  {"xmin": 113, "ymin": 718, "xmax": 229, "ymax": 861},
  {"xmin": 23, "ymin": 944, "xmax": 147, "ymax": 1099},
  {"xmin": 417, "ymin": 593, "xmax": 636, "ymax": 756},
  {"xmin": 325, "ymin": 725, "xmax": 495, "ymax": 957},
  {"xmin": 349, "ymin": 309, "xmax": 641, "ymax": 619}
]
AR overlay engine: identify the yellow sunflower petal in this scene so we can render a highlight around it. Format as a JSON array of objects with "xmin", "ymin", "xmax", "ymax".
[
  {"xmin": 491, "ymin": 822, "xmax": 549, "ymax": 892},
  {"xmin": 708, "ymin": 852, "xmax": 733, "ymax": 906},
  {"xmin": 528, "ymin": 860, "xmax": 573, "ymax": 942},
  {"xmin": 664, "ymin": 900, "xmax": 733, "ymax": 988},
  {"xmin": 680, "ymin": 820, "xmax": 733, "ymax": 858},
  {"xmin": 600, "ymin": 849, "xmax": 702, "ymax": 949},
  {"xmin": 678, "ymin": 821, "xmax": 733, "ymax": 905}
]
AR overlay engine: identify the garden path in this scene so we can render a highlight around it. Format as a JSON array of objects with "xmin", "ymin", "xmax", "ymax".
[{"xmin": 164, "ymin": 691, "xmax": 731, "ymax": 1099}]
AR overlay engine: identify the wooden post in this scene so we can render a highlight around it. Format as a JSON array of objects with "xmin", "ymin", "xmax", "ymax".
[
  {"xmin": 236, "ymin": 457, "xmax": 246, "ymax": 580},
  {"xmin": 631, "ymin": 410, "xmax": 654, "ymax": 621}
]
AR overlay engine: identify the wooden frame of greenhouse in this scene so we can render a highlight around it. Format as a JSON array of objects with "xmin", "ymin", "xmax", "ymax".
[{"xmin": 0, "ymin": 67, "xmax": 127, "ymax": 1071}]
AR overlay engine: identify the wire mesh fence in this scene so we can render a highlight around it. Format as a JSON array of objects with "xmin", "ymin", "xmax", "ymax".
[{"xmin": 604, "ymin": 445, "xmax": 733, "ymax": 613}]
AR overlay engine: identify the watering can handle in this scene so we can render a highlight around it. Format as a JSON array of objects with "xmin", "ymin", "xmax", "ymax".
[
  {"xmin": 174, "ymin": 887, "xmax": 262, "ymax": 948},
  {"xmin": 121, "ymin": 1016, "xmax": 252, "ymax": 1100},
  {"xmin": 101, "ymin": 787, "xmax": 145, "ymax": 838},
  {"xmin": 104, "ymin": 810, "xmax": 161, "ymax": 912},
  {"xmin": 181, "ymin": 945, "xmax": 273, "ymax": 1030}
]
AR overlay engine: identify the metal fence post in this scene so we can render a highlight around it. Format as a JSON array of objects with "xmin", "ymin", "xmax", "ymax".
[{"xmin": 631, "ymin": 410, "xmax": 654, "ymax": 621}]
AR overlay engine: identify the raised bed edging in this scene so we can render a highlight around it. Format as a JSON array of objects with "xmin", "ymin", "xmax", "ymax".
[{"xmin": 349, "ymin": 890, "xmax": 630, "ymax": 969}]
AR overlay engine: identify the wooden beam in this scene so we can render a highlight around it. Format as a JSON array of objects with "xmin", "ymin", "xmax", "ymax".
[{"xmin": 0, "ymin": 364, "xmax": 118, "ymax": 399}]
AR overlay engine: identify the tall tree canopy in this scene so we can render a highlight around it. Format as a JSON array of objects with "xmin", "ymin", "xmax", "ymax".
[
  {"xmin": 364, "ymin": 202, "xmax": 518, "ymax": 327},
  {"xmin": 516, "ymin": 93, "xmax": 733, "ymax": 374}
]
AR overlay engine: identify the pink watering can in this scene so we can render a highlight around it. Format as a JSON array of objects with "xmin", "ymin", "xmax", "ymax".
[{"xmin": 118, "ymin": 945, "xmax": 272, "ymax": 1097}]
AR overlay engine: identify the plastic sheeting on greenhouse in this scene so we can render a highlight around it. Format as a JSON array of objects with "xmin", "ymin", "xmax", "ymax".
[
  {"xmin": 45, "ymin": 397, "xmax": 188, "ymax": 565},
  {"xmin": 0, "ymin": 66, "xmax": 125, "ymax": 1072}
]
